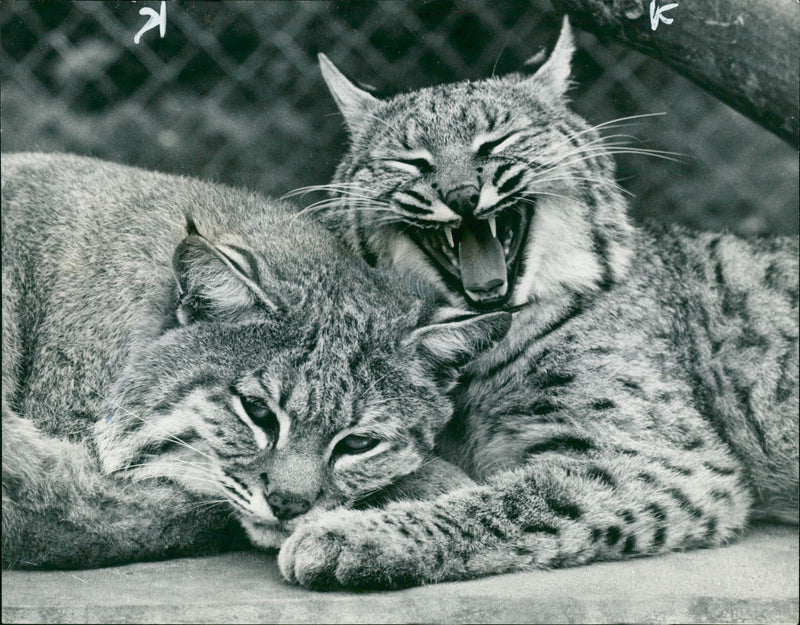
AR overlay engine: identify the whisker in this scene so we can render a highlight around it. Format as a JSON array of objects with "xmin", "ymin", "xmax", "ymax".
[
  {"xmin": 556, "ymin": 112, "xmax": 668, "ymax": 147},
  {"xmin": 282, "ymin": 182, "xmax": 367, "ymax": 199},
  {"xmin": 299, "ymin": 199, "xmax": 392, "ymax": 213},
  {"xmin": 188, "ymin": 500, "xmax": 231, "ymax": 513},
  {"xmin": 116, "ymin": 410, "xmax": 218, "ymax": 464},
  {"xmin": 520, "ymin": 130, "xmax": 684, "ymax": 181},
  {"xmin": 519, "ymin": 190, "xmax": 582, "ymax": 204},
  {"xmin": 289, "ymin": 187, "xmax": 386, "ymax": 203},
  {"xmin": 292, "ymin": 202, "xmax": 396, "ymax": 227},
  {"xmin": 491, "ymin": 44, "xmax": 507, "ymax": 77},
  {"xmin": 119, "ymin": 466, "xmax": 224, "ymax": 490},
  {"xmin": 516, "ymin": 171, "xmax": 631, "ymax": 195},
  {"xmin": 525, "ymin": 143, "xmax": 683, "ymax": 181},
  {"xmin": 173, "ymin": 457, "xmax": 217, "ymax": 469},
  {"xmin": 600, "ymin": 148, "xmax": 685, "ymax": 164},
  {"xmin": 122, "ymin": 461, "xmax": 217, "ymax": 480},
  {"xmin": 296, "ymin": 198, "xmax": 393, "ymax": 216}
]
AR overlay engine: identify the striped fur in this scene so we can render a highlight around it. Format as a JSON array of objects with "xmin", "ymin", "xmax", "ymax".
[
  {"xmin": 2, "ymin": 153, "xmax": 508, "ymax": 569},
  {"xmin": 278, "ymin": 18, "xmax": 799, "ymax": 588}
]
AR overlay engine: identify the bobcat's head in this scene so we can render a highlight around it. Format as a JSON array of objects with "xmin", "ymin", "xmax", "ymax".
[
  {"xmin": 317, "ymin": 17, "xmax": 634, "ymax": 312},
  {"xmin": 94, "ymin": 218, "xmax": 509, "ymax": 547}
]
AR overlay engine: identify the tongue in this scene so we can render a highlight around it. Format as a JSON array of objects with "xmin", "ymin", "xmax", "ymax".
[{"xmin": 458, "ymin": 221, "xmax": 507, "ymax": 297}]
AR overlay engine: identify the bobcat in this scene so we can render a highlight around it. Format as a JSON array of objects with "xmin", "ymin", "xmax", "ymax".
[
  {"xmin": 1, "ymin": 152, "xmax": 509, "ymax": 569},
  {"xmin": 276, "ymin": 18, "xmax": 799, "ymax": 588}
]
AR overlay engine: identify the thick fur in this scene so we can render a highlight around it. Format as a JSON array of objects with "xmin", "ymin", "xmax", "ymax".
[
  {"xmin": 278, "ymin": 18, "xmax": 799, "ymax": 589},
  {"xmin": 1, "ymin": 153, "xmax": 509, "ymax": 569}
]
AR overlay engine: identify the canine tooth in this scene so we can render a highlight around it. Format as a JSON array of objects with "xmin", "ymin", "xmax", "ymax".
[
  {"xmin": 444, "ymin": 226, "xmax": 455, "ymax": 248},
  {"xmin": 488, "ymin": 216, "xmax": 497, "ymax": 238}
]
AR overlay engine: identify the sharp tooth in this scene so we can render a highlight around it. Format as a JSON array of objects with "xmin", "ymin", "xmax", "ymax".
[
  {"xmin": 488, "ymin": 216, "xmax": 497, "ymax": 238},
  {"xmin": 444, "ymin": 226, "xmax": 455, "ymax": 248}
]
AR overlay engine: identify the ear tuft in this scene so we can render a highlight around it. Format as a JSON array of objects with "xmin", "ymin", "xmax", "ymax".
[
  {"xmin": 524, "ymin": 15, "xmax": 575, "ymax": 99},
  {"xmin": 318, "ymin": 52, "xmax": 379, "ymax": 135}
]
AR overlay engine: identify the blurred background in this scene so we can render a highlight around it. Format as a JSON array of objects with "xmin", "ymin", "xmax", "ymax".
[{"xmin": 1, "ymin": 0, "xmax": 797, "ymax": 235}]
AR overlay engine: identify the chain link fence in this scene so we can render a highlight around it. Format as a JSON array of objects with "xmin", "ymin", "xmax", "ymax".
[{"xmin": 2, "ymin": 0, "xmax": 797, "ymax": 235}]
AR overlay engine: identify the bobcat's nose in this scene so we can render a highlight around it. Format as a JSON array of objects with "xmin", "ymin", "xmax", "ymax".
[
  {"xmin": 266, "ymin": 491, "xmax": 312, "ymax": 520},
  {"xmin": 445, "ymin": 184, "xmax": 480, "ymax": 216}
]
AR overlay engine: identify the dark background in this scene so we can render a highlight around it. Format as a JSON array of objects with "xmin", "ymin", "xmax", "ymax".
[{"xmin": 2, "ymin": 0, "xmax": 797, "ymax": 235}]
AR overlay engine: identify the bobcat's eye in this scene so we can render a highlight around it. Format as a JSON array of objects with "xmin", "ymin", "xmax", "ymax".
[
  {"xmin": 474, "ymin": 131, "xmax": 523, "ymax": 157},
  {"xmin": 333, "ymin": 434, "xmax": 380, "ymax": 456},
  {"xmin": 233, "ymin": 393, "xmax": 279, "ymax": 446},
  {"xmin": 240, "ymin": 395, "xmax": 268, "ymax": 420},
  {"xmin": 383, "ymin": 153, "xmax": 434, "ymax": 175}
]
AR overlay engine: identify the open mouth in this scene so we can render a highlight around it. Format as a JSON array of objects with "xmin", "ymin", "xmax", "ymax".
[{"xmin": 408, "ymin": 205, "xmax": 533, "ymax": 310}]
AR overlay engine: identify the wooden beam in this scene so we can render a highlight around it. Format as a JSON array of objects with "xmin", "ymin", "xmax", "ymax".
[{"xmin": 551, "ymin": 0, "xmax": 799, "ymax": 145}]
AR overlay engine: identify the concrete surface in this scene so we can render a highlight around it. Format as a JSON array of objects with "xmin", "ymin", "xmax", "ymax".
[{"xmin": 2, "ymin": 523, "xmax": 797, "ymax": 624}]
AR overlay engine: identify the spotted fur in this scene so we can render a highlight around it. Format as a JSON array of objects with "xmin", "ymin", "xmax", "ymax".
[
  {"xmin": 1, "ymin": 153, "xmax": 509, "ymax": 569},
  {"xmin": 278, "ymin": 18, "xmax": 799, "ymax": 589}
]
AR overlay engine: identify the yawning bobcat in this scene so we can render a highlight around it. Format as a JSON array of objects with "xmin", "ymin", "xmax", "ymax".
[
  {"xmin": 276, "ymin": 18, "xmax": 799, "ymax": 588},
  {"xmin": 1, "ymin": 152, "xmax": 509, "ymax": 569}
]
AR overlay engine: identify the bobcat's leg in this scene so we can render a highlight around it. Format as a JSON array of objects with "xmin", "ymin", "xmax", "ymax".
[
  {"xmin": 279, "ymin": 439, "xmax": 751, "ymax": 589},
  {"xmin": 354, "ymin": 456, "xmax": 475, "ymax": 509}
]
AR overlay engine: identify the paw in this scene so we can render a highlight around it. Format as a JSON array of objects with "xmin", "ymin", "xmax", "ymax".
[
  {"xmin": 278, "ymin": 508, "xmax": 426, "ymax": 589},
  {"xmin": 278, "ymin": 516, "xmax": 346, "ymax": 588}
]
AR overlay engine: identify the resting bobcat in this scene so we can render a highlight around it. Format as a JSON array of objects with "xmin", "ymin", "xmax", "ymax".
[
  {"xmin": 276, "ymin": 18, "xmax": 799, "ymax": 588},
  {"xmin": 1, "ymin": 152, "xmax": 509, "ymax": 569}
]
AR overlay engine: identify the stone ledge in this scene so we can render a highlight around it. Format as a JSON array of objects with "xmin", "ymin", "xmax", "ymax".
[{"xmin": 2, "ymin": 523, "xmax": 797, "ymax": 624}]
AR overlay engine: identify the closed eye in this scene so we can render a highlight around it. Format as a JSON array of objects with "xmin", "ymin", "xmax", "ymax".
[
  {"xmin": 474, "ymin": 131, "xmax": 523, "ymax": 157},
  {"xmin": 383, "ymin": 153, "xmax": 434, "ymax": 175}
]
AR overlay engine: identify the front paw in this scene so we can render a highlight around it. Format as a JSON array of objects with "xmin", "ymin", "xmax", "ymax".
[
  {"xmin": 278, "ymin": 508, "xmax": 427, "ymax": 590},
  {"xmin": 278, "ymin": 515, "xmax": 347, "ymax": 588}
]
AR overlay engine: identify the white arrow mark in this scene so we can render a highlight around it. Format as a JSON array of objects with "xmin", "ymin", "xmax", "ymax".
[{"xmin": 134, "ymin": 1, "xmax": 167, "ymax": 45}]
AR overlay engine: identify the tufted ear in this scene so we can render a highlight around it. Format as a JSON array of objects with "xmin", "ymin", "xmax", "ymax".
[
  {"xmin": 173, "ymin": 218, "xmax": 280, "ymax": 325},
  {"xmin": 318, "ymin": 53, "xmax": 380, "ymax": 135},
  {"xmin": 406, "ymin": 308, "xmax": 512, "ymax": 389},
  {"xmin": 522, "ymin": 15, "xmax": 575, "ymax": 100}
]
